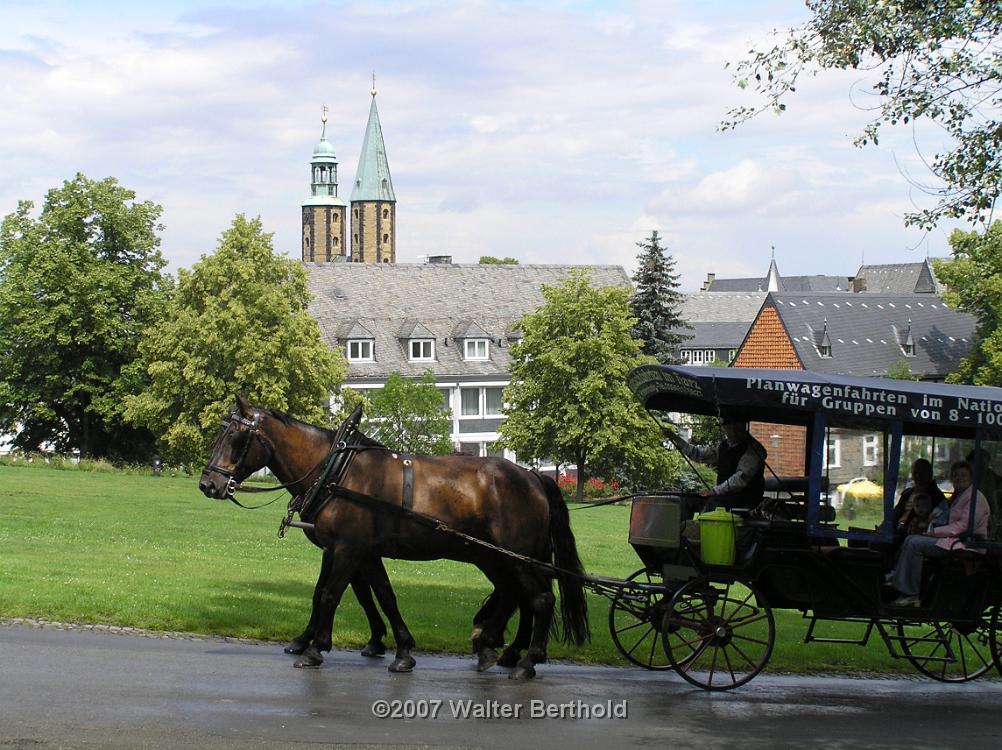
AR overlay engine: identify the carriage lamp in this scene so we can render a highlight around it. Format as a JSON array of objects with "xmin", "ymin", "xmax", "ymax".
[
  {"xmin": 770, "ymin": 434, "xmax": 781, "ymax": 449},
  {"xmin": 152, "ymin": 454, "xmax": 162, "ymax": 477}
]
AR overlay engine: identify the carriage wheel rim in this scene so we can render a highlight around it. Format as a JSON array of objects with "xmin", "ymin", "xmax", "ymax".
[
  {"xmin": 608, "ymin": 568, "xmax": 673, "ymax": 670},
  {"xmin": 663, "ymin": 578, "xmax": 774, "ymax": 691},
  {"xmin": 896, "ymin": 611, "xmax": 997, "ymax": 683}
]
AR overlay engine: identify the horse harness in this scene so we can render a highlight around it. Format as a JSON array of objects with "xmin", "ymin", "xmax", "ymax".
[{"xmin": 217, "ymin": 409, "xmax": 612, "ymax": 592}]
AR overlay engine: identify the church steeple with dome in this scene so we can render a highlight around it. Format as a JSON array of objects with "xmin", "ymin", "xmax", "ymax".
[{"xmin": 301, "ymin": 106, "xmax": 347, "ymax": 262}]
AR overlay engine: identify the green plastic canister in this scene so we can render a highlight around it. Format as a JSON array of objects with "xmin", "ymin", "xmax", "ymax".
[{"xmin": 698, "ymin": 509, "xmax": 743, "ymax": 565}]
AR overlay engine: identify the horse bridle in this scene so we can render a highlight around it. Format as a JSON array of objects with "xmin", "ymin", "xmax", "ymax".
[{"xmin": 205, "ymin": 410, "xmax": 272, "ymax": 498}]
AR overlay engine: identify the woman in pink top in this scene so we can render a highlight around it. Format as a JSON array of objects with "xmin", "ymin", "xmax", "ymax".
[{"xmin": 888, "ymin": 460, "xmax": 991, "ymax": 607}]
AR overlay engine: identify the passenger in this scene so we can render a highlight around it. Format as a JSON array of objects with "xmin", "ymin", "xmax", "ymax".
[
  {"xmin": 892, "ymin": 458, "xmax": 947, "ymax": 530},
  {"xmin": 887, "ymin": 461, "xmax": 991, "ymax": 607},
  {"xmin": 966, "ymin": 448, "xmax": 1000, "ymax": 540},
  {"xmin": 662, "ymin": 414, "xmax": 767, "ymax": 512},
  {"xmin": 901, "ymin": 491, "xmax": 933, "ymax": 537}
]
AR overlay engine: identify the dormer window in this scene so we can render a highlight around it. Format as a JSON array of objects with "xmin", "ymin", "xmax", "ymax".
[
  {"xmin": 346, "ymin": 340, "xmax": 374, "ymax": 362},
  {"xmin": 818, "ymin": 343, "xmax": 832, "ymax": 358},
  {"xmin": 464, "ymin": 339, "xmax": 490, "ymax": 361},
  {"xmin": 409, "ymin": 339, "xmax": 435, "ymax": 361}
]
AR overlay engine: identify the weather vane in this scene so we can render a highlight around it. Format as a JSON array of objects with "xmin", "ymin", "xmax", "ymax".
[
  {"xmin": 321, "ymin": 104, "xmax": 328, "ymax": 124},
  {"xmin": 371, "ymin": 72, "xmax": 377, "ymax": 97}
]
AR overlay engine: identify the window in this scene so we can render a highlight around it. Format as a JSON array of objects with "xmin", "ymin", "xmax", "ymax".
[
  {"xmin": 682, "ymin": 349, "xmax": 716, "ymax": 364},
  {"xmin": 438, "ymin": 388, "xmax": 451, "ymax": 412},
  {"xmin": 485, "ymin": 387, "xmax": 503, "ymax": 415},
  {"xmin": 727, "ymin": 349, "xmax": 737, "ymax": 363},
  {"xmin": 464, "ymin": 339, "xmax": 489, "ymax": 360},
  {"xmin": 461, "ymin": 388, "xmax": 480, "ymax": 416},
  {"xmin": 346, "ymin": 340, "xmax": 373, "ymax": 361},
  {"xmin": 862, "ymin": 434, "xmax": 879, "ymax": 466},
  {"xmin": 818, "ymin": 343, "xmax": 832, "ymax": 358},
  {"xmin": 826, "ymin": 437, "xmax": 841, "ymax": 469},
  {"xmin": 409, "ymin": 339, "xmax": 434, "ymax": 361},
  {"xmin": 459, "ymin": 442, "xmax": 480, "ymax": 456},
  {"xmin": 383, "ymin": 233, "xmax": 389, "ymax": 243},
  {"xmin": 383, "ymin": 208, "xmax": 389, "ymax": 219}
]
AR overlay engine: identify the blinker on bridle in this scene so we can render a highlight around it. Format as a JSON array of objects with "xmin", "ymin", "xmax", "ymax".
[{"xmin": 206, "ymin": 411, "xmax": 267, "ymax": 497}]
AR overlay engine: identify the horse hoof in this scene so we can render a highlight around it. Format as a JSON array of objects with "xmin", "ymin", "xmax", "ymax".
[
  {"xmin": 509, "ymin": 664, "xmax": 536, "ymax": 680},
  {"xmin": 497, "ymin": 648, "xmax": 520, "ymax": 669},
  {"xmin": 476, "ymin": 648, "xmax": 499, "ymax": 672},
  {"xmin": 294, "ymin": 647, "xmax": 324, "ymax": 669},
  {"xmin": 388, "ymin": 656, "xmax": 416, "ymax": 673},
  {"xmin": 284, "ymin": 638, "xmax": 308, "ymax": 655},
  {"xmin": 361, "ymin": 641, "xmax": 387, "ymax": 658}
]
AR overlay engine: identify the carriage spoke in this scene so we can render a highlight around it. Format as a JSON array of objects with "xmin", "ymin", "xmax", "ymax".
[
  {"xmin": 623, "ymin": 625, "xmax": 656, "ymax": 657},
  {"xmin": 728, "ymin": 611, "xmax": 769, "ymax": 630},
  {"xmin": 730, "ymin": 632, "xmax": 771, "ymax": 647},
  {"xmin": 726, "ymin": 639, "xmax": 760, "ymax": 671}
]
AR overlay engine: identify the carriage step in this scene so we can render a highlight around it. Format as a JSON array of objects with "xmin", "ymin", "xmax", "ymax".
[{"xmin": 803, "ymin": 615, "xmax": 877, "ymax": 646}]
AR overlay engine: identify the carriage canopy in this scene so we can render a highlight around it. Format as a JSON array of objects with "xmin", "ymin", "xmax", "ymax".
[{"xmin": 629, "ymin": 365, "xmax": 1002, "ymax": 440}]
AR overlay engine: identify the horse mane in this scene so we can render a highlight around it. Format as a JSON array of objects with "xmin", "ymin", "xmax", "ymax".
[
  {"xmin": 265, "ymin": 407, "xmax": 336, "ymax": 439},
  {"xmin": 263, "ymin": 405, "xmax": 387, "ymax": 449}
]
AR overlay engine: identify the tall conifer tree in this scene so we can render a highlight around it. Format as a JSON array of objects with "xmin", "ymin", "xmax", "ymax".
[{"xmin": 630, "ymin": 231, "xmax": 691, "ymax": 364}]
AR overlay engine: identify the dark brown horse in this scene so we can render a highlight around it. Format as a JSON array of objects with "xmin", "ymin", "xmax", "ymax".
[{"xmin": 199, "ymin": 396, "xmax": 589, "ymax": 679}]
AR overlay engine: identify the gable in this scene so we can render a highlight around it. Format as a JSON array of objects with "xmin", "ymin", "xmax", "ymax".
[{"xmin": 733, "ymin": 304, "xmax": 802, "ymax": 369}]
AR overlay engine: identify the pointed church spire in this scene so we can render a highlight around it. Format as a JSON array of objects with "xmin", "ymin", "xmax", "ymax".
[
  {"xmin": 350, "ymin": 83, "xmax": 397, "ymax": 263},
  {"xmin": 766, "ymin": 252, "xmax": 781, "ymax": 293},
  {"xmin": 351, "ymin": 89, "xmax": 396, "ymax": 202}
]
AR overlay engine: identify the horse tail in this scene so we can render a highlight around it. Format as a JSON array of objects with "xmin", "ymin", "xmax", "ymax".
[{"xmin": 539, "ymin": 473, "xmax": 590, "ymax": 646}]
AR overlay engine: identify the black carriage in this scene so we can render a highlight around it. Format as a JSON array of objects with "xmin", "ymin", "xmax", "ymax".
[{"xmin": 605, "ymin": 365, "xmax": 1002, "ymax": 690}]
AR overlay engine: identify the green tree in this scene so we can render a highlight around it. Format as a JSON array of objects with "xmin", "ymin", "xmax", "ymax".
[
  {"xmin": 479, "ymin": 256, "xmax": 519, "ymax": 265},
  {"xmin": 630, "ymin": 230, "xmax": 691, "ymax": 363},
  {"xmin": 124, "ymin": 215, "xmax": 345, "ymax": 467},
  {"xmin": 722, "ymin": 1, "xmax": 1002, "ymax": 229},
  {"xmin": 496, "ymin": 271, "xmax": 678, "ymax": 501},
  {"xmin": 886, "ymin": 358, "xmax": 920, "ymax": 381},
  {"xmin": 363, "ymin": 372, "xmax": 452, "ymax": 454},
  {"xmin": 0, "ymin": 174, "xmax": 171, "ymax": 459},
  {"xmin": 934, "ymin": 221, "xmax": 1002, "ymax": 385}
]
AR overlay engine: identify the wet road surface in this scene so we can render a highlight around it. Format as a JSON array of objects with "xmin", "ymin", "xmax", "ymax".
[{"xmin": 1, "ymin": 623, "xmax": 1000, "ymax": 749}]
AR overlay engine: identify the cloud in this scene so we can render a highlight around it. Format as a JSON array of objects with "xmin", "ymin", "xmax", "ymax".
[{"xmin": 0, "ymin": 0, "xmax": 962, "ymax": 288}]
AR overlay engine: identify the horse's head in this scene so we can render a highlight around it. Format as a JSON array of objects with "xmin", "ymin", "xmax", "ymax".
[{"xmin": 198, "ymin": 394, "xmax": 273, "ymax": 499}]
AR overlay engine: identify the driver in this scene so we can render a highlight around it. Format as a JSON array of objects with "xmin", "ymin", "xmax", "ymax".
[{"xmin": 663, "ymin": 413, "xmax": 767, "ymax": 511}]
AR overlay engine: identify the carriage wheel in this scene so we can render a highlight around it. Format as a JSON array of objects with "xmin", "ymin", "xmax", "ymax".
[
  {"xmin": 662, "ymin": 577, "xmax": 774, "ymax": 691},
  {"xmin": 896, "ymin": 608, "xmax": 997, "ymax": 682},
  {"xmin": 608, "ymin": 568, "xmax": 672, "ymax": 670},
  {"xmin": 992, "ymin": 606, "xmax": 1002, "ymax": 676}
]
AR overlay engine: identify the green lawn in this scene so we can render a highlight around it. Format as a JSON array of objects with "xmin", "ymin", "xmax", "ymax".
[{"xmin": 0, "ymin": 463, "xmax": 941, "ymax": 674}]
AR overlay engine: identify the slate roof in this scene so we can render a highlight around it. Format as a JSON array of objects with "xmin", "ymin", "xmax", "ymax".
[
  {"xmin": 705, "ymin": 274, "xmax": 850, "ymax": 292},
  {"xmin": 685, "ymin": 322, "xmax": 752, "ymax": 350},
  {"xmin": 682, "ymin": 293, "xmax": 767, "ymax": 323},
  {"xmin": 306, "ymin": 263, "xmax": 632, "ymax": 381},
  {"xmin": 677, "ymin": 293, "xmax": 767, "ymax": 351},
  {"xmin": 763, "ymin": 293, "xmax": 975, "ymax": 378},
  {"xmin": 853, "ymin": 260, "xmax": 943, "ymax": 294}
]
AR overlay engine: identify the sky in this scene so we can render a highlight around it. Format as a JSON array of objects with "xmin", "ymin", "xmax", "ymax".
[{"xmin": 0, "ymin": 0, "xmax": 967, "ymax": 290}]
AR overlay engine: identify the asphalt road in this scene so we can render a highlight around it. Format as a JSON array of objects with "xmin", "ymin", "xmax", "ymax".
[{"xmin": 1, "ymin": 623, "xmax": 1001, "ymax": 750}]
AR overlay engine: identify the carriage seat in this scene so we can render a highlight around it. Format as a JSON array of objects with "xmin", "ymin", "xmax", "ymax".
[
  {"xmin": 819, "ymin": 545, "xmax": 884, "ymax": 564},
  {"xmin": 763, "ymin": 476, "xmax": 830, "ymax": 494}
]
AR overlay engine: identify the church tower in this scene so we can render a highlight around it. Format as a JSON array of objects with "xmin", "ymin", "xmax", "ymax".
[
  {"xmin": 350, "ymin": 81, "xmax": 396, "ymax": 263},
  {"xmin": 302, "ymin": 107, "xmax": 347, "ymax": 262}
]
